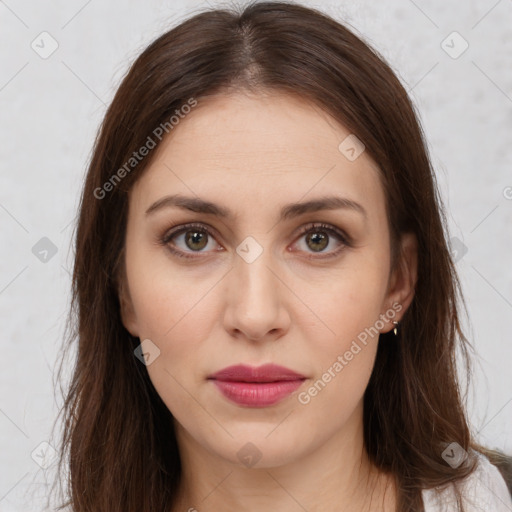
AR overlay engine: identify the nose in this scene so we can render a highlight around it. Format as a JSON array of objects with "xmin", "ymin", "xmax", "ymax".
[{"xmin": 222, "ymin": 246, "xmax": 291, "ymax": 342}]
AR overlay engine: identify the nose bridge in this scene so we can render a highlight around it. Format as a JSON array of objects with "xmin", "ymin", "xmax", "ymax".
[
  {"xmin": 224, "ymin": 236, "xmax": 288, "ymax": 339},
  {"xmin": 235, "ymin": 241, "xmax": 279, "ymax": 309}
]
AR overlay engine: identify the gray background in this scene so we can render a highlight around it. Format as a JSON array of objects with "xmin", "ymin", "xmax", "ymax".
[{"xmin": 1, "ymin": 0, "xmax": 511, "ymax": 510}]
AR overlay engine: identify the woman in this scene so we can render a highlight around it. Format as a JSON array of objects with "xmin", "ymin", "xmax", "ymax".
[{"xmin": 52, "ymin": 1, "xmax": 512, "ymax": 511}]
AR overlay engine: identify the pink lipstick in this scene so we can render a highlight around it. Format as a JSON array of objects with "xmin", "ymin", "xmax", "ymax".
[{"xmin": 208, "ymin": 364, "xmax": 306, "ymax": 407}]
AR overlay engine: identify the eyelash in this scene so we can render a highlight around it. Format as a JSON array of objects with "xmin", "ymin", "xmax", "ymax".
[{"xmin": 158, "ymin": 222, "xmax": 350, "ymax": 260}]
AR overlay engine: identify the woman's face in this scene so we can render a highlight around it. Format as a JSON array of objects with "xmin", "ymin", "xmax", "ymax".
[{"xmin": 119, "ymin": 92, "xmax": 416, "ymax": 468}]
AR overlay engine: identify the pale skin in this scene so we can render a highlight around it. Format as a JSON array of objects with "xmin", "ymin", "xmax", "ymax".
[{"xmin": 118, "ymin": 91, "xmax": 418, "ymax": 512}]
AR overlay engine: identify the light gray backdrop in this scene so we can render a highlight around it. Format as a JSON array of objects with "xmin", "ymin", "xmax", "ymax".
[{"xmin": 1, "ymin": 0, "xmax": 511, "ymax": 510}]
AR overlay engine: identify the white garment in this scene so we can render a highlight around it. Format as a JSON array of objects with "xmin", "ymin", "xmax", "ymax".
[{"xmin": 422, "ymin": 451, "xmax": 512, "ymax": 511}]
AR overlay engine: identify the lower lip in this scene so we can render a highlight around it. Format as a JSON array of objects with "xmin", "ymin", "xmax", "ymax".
[{"xmin": 211, "ymin": 379, "xmax": 304, "ymax": 407}]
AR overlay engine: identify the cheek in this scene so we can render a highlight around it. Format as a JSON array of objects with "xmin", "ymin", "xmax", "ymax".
[
  {"xmin": 297, "ymin": 260, "xmax": 388, "ymax": 400},
  {"xmin": 126, "ymin": 254, "xmax": 222, "ymax": 369},
  {"xmin": 296, "ymin": 288, "xmax": 382, "ymax": 420},
  {"xmin": 126, "ymin": 242, "xmax": 220, "ymax": 341},
  {"xmin": 130, "ymin": 272, "xmax": 219, "ymax": 417},
  {"xmin": 304, "ymin": 260, "xmax": 389, "ymax": 342}
]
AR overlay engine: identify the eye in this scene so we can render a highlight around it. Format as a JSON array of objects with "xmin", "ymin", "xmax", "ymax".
[
  {"xmin": 291, "ymin": 222, "xmax": 349, "ymax": 259},
  {"xmin": 159, "ymin": 223, "xmax": 222, "ymax": 259},
  {"xmin": 159, "ymin": 222, "xmax": 349, "ymax": 260}
]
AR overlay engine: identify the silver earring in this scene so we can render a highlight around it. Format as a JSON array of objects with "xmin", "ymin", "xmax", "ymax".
[{"xmin": 393, "ymin": 321, "xmax": 399, "ymax": 336}]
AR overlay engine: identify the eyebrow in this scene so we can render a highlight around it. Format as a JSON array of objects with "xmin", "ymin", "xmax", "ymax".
[{"xmin": 145, "ymin": 193, "xmax": 367, "ymax": 221}]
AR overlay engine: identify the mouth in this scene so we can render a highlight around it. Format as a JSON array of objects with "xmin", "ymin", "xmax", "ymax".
[{"xmin": 207, "ymin": 364, "xmax": 307, "ymax": 407}]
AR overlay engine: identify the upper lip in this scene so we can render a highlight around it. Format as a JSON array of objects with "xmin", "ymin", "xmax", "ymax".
[{"xmin": 208, "ymin": 364, "xmax": 306, "ymax": 383}]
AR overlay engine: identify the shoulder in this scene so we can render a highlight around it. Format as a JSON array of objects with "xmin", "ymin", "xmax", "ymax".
[{"xmin": 422, "ymin": 450, "xmax": 512, "ymax": 512}]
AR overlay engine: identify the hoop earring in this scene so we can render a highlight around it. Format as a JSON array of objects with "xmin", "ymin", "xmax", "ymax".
[{"xmin": 392, "ymin": 321, "xmax": 399, "ymax": 336}]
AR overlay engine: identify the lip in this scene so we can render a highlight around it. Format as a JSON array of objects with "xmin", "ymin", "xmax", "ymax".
[
  {"xmin": 208, "ymin": 364, "xmax": 306, "ymax": 407},
  {"xmin": 208, "ymin": 363, "xmax": 306, "ymax": 382}
]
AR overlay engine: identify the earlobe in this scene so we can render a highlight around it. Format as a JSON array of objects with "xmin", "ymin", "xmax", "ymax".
[{"xmin": 382, "ymin": 232, "xmax": 418, "ymax": 332}]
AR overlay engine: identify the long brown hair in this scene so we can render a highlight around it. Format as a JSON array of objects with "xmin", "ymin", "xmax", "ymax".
[{"xmin": 50, "ymin": 1, "xmax": 481, "ymax": 510}]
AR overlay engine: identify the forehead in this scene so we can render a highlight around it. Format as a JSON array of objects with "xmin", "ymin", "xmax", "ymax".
[{"xmin": 130, "ymin": 92, "xmax": 386, "ymax": 224}]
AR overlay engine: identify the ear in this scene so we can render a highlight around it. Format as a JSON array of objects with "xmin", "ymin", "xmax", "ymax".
[
  {"xmin": 381, "ymin": 232, "xmax": 418, "ymax": 333},
  {"xmin": 117, "ymin": 272, "xmax": 140, "ymax": 338}
]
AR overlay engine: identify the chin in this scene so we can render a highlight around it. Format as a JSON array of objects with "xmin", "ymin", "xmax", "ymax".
[{"xmin": 207, "ymin": 427, "xmax": 312, "ymax": 470}]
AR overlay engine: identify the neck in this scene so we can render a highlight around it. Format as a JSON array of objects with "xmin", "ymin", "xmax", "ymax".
[{"xmin": 171, "ymin": 403, "xmax": 396, "ymax": 512}]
